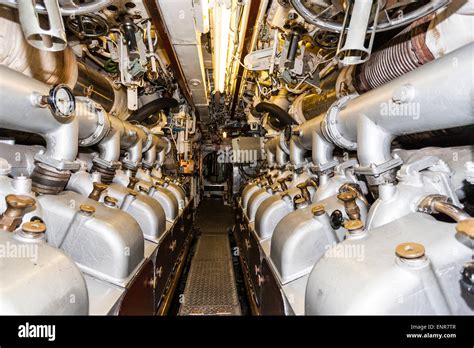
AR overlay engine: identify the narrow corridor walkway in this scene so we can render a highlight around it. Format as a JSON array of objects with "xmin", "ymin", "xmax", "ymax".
[{"xmin": 178, "ymin": 199, "xmax": 241, "ymax": 315}]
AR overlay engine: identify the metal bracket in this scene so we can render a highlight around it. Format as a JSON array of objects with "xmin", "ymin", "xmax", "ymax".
[
  {"xmin": 355, "ymin": 156, "xmax": 403, "ymax": 176},
  {"xmin": 34, "ymin": 154, "xmax": 81, "ymax": 171}
]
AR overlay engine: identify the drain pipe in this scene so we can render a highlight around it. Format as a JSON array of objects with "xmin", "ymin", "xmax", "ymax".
[{"xmin": 0, "ymin": 65, "xmax": 79, "ymax": 193}]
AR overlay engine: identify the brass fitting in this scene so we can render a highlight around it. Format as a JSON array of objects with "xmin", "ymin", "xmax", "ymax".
[
  {"xmin": 337, "ymin": 190, "xmax": 360, "ymax": 220},
  {"xmin": 104, "ymin": 196, "xmax": 118, "ymax": 208},
  {"xmin": 277, "ymin": 177, "xmax": 289, "ymax": 191},
  {"xmin": 311, "ymin": 204, "xmax": 326, "ymax": 217},
  {"xmin": 88, "ymin": 182, "xmax": 108, "ymax": 201},
  {"xmin": 297, "ymin": 182, "xmax": 311, "ymax": 203},
  {"xmin": 21, "ymin": 220, "xmax": 46, "ymax": 237},
  {"xmin": 127, "ymin": 177, "xmax": 139, "ymax": 189},
  {"xmin": 456, "ymin": 218, "xmax": 474, "ymax": 239},
  {"xmin": 395, "ymin": 242, "xmax": 425, "ymax": 259},
  {"xmin": 0, "ymin": 194, "xmax": 36, "ymax": 232},
  {"xmin": 343, "ymin": 219, "xmax": 364, "ymax": 233},
  {"xmin": 79, "ymin": 204, "xmax": 96, "ymax": 216}
]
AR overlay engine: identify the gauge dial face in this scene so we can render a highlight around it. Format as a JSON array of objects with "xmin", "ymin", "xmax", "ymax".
[{"xmin": 48, "ymin": 85, "xmax": 76, "ymax": 118}]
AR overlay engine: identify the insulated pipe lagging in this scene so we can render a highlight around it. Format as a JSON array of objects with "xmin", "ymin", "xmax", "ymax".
[
  {"xmin": 354, "ymin": 2, "xmax": 474, "ymax": 93},
  {"xmin": 0, "ymin": 64, "xmax": 78, "ymax": 168},
  {"xmin": 329, "ymin": 43, "xmax": 474, "ymax": 170}
]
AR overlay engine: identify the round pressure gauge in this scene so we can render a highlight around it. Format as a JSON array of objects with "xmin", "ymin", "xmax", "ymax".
[{"xmin": 48, "ymin": 84, "xmax": 76, "ymax": 118}]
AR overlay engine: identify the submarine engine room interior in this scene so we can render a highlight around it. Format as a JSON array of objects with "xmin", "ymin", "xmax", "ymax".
[{"xmin": 0, "ymin": 0, "xmax": 473, "ymax": 318}]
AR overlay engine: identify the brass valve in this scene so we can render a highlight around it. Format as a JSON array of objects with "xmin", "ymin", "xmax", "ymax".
[
  {"xmin": 337, "ymin": 190, "xmax": 360, "ymax": 220},
  {"xmin": 297, "ymin": 182, "xmax": 311, "ymax": 203},
  {"xmin": 293, "ymin": 194, "xmax": 307, "ymax": 209},
  {"xmin": 127, "ymin": 177, "xmax": 139, "ymax": 189},
  {"xmin": 0, "ymin": 194, "xmax": 36, "ymax": 232},
  {"xmin": 88, "ymin": 182, "xmax": 108, "ymax": 201},
  {"xmin": 277, "ymin": 177, "xmax": 289, "ymax": 191}
]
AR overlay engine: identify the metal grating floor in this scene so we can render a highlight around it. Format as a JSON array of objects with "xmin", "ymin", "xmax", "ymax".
[{"xmin": 179, "ymin": 200, "xmax": 241, "ymax": 315}]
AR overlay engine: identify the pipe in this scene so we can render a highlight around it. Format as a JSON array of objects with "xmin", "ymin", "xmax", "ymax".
[
  {"xmin": 354, "ymin": 3, "xmax": 474, "ymax": 93},
  {"xmin": 0, "ymin": 65, "xmax": 78, "ymax": 169},
  {"xmin": 289, "ymin": 0, "xmax": 449, "ymax": 33},
  {"xmin": 255, "ymin": 102, "xmax": 297, "ymax": 130},
  {"xmin": 128, "ymin": 97, "xmax": 178, "ymax": 123},
  {"xmin": 76, "ymin": 98, "xmax": 148, "ymax": 173},
  {"xmin": 143, "ymin": 134, "xmax": 170, "ymax": 168},
  {"xmin": 264, "ymin": 136, "xmax": 288, "ymax": 168},
  {"xmin": 0, "ymin": 0, "xmax": 111, "ymax": 16},
  {"xmin": 17, "ymin": 0, "xmax": 67, "ymax": 52},
  {"xmin": 325, "ymin": 43, "xmax": 474, "ymax": 174},
  {"xmin": 418, "ymin": 194, "xmax": 471, "ymax": 222},
  {"xmin": 74, "ymin": 62, "xmax": 128, "ymax": 119},
  {"xmin": 290, "ymin": 113, "xmax": 336, "ymax": 170}
]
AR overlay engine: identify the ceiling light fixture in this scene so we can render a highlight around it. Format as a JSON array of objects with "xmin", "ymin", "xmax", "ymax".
[{"xmin": 212, "ymin": 0, "xmax": 232, "ymax": 93}]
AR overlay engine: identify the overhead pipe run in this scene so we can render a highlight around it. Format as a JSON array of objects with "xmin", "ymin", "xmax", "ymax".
[
  {"xmin": 0, "ymin": 7, "xmax": 78, "ymax": 87},
  {"xmin": 289, "ymin": 43, "xmax": 473, "ymax": 181},
  {"xmin": 324, "ymin": 43, "xmax": 474, "ymax": 181},
  {"xmin": 76, "ymin": 97, "xmax": 171, "ymax": 182}
]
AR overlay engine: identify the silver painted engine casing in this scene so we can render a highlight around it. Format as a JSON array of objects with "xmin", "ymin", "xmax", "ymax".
[
  {"xmin": 255, "ymin": 185, "xmax": 316, "ymax": 240},
  {"xmin": 67, "ymin": 170, "xmax": 167, "ymax": 243},
  {"xmin": 305, "ymin": 213, "xmax": 474, "ymax": 315},
  {"xmin": 0, "ymin": 230, "xmax": 89, "ymax": 315},
  {"xmin": 38, "ymin": 191, "xmax": 145, "ymax": 286},
  {"xmin": 107, "ymin": 183, "xmax": 167, "ymax": 243},
  {"xmin": 115, "ymin": 169, "xmax": 179, "ymax": 222},
  {"xmin": 270, "ymin": 193, "xmax": 367, "ymax": 285}
]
